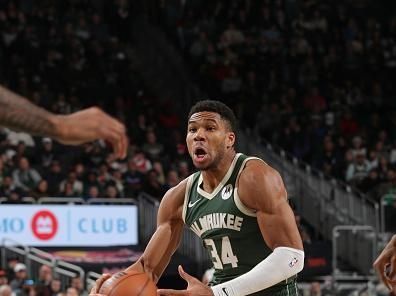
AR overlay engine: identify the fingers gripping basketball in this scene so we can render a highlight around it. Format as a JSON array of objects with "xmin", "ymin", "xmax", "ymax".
[{"xmin": 98, "ymin": 271, "xmax": 157, "ymax": 296}]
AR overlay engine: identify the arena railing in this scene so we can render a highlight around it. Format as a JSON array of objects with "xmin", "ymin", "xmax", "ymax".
[
  {"xmin": 241, "ymin": 132, "xmax": 381, "ymax": 277},
  {"xmin": 332, "ymin": 226, "xmax": 377, "ymax": 282},
  {"xmin": 87, "ymin": 198, "xmax": 137, "ymax": 205},
  {"xmin": 27, "ymin": 246, "xmax": 56, "ymax": 284},
  {"xmin": 54, "ymin": 260, "xmax": 85, "ymax": 291},
  {"xmin": 138, "ymin": 193, "xmax": 159, "ymax": 244},
  {"xmin": 380, "ymin": 194, "xmax": 396, "ymax": 233},
  {"xmin": 86, "ymin": 271, "xmax": 101, "ymax": 291},
  {"xmin": 37, "ymin": 197, "xmax": 85, "ymax": 204},
  {"xmin": 138, "ymin": 193, "xmax": 210, "ymax": 274},
  {"xmin": 1, "ymin": 237, "xmax": 30, "ymax": 271},
  {"xmin": 243, "ymin": 136, "xmax": 380, "ymax": 234},
  {"xmin": 1, "ymin": 237, "xmax": 86, "ymax": 291}
]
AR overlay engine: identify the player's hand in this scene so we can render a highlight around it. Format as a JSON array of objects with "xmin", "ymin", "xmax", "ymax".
[
  {"xmin": 54, "ymin": 107, "xmax": 128, "ymax": 159},
  {"xmin": 373, "ymin": 235, "xmax": 396, "ymax": 291},
  {"xmin": 89, "ymin": 273, "xmax": 112, "ymax": 296},
  {"xmin": 157, "ymin": 265, "xmax": 214, "ymax": 296}
]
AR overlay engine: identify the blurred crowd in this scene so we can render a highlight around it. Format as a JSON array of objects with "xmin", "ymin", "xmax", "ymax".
[
  {"xmin": 159, "ymin": 0, "xmax": 396, "ymax": 204},
  {"xmin": 0, "ymin": 0, "xmax": 395, "ymax": 225},
  {"xmin": 0, "ymin": 0, "xmax": 192, "ymax": 202},
  {"xmin": 1, "ymin": 0, "xmax": 396, "ymax": 294},
  {"xmin": 0, "ymin": 259, "xmax": 85, "ymax": 296}
]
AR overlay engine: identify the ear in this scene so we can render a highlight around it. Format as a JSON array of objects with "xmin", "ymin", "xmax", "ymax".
[{"xmin": 226, "ymin": 132, "xmax": 235, "ymax": 148}]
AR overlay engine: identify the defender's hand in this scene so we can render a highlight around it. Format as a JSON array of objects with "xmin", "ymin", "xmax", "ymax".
[
  {"xmin": 89, "ymin": 273, "xmax": 112, "ymax": 296},
  {"xmin": 54, "ymin": 107, "xmax": 128, "ymax": 159},
  {"xmin": 374, "ymin": 235, "xmax": 396, "ymax": 291},
  {"xmin": 157, "ymin": 265, "xmax": 214, "ymax": 296}
]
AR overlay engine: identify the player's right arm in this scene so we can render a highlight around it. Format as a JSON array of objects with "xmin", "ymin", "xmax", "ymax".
[
  {"xmin": 127, "ymin": 180, "xmax": 186, "ymax": 282},
  {"xmin": 90, "ymin": 180, "xmax": 186, "ymax": 293}
]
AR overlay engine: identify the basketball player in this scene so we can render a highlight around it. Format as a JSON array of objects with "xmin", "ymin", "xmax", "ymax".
[
  {"xmin": 91, "ymin": 100, "xmax": 304, "ymax": 295},
  {"xmin": 0, "ymin": 85, "xmax": 127, "ymax": 158},
  {"xmin": 374, "ymin": 235, "xmax": 396, "ymax": 292}
]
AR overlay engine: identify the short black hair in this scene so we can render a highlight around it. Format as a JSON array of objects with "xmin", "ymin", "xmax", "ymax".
[{"xmin": 188, "ymin": 100, "xmax": 237, "ymax": 132}]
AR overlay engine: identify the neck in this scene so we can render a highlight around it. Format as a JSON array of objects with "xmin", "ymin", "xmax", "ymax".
[{"xmin": 201, "ymin": 151, "xmax": 236, "ymax": 192}]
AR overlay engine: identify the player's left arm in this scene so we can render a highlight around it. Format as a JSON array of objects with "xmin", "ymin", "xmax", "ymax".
[
  {"xmin": 240, "ymin": 159, "xmax": 303, "ymax": 250},
  {"xmin": 210, "ymin": 160, "xmax": 304, "ymax": 296}
]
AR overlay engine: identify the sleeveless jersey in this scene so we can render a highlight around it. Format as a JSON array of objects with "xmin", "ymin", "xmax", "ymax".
[{"xmin": 182, "ymin": 153, "xmax": 299, "ymax": 296}]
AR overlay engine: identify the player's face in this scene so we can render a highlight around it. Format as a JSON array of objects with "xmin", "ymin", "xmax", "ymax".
[{"xmin": 186, "ymin": 112, "xmax": 235, "ymax": 170}]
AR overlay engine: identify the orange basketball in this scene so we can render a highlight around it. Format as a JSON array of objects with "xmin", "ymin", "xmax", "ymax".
[{"xmin": 98, "ymin": 271, "xmax": 157, "ymax": 296}]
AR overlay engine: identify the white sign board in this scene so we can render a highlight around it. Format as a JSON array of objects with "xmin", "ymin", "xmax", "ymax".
[{"xmin": 0, "ymin": 205, "xmax": 138, "ymax": 246}]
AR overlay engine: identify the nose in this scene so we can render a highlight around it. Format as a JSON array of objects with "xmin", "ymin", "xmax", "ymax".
[{"xmin": 194, "ymin": 128, "xmax": 205, "ymax": 141}]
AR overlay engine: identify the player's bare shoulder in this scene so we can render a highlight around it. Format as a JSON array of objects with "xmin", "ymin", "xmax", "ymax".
[
  {"xmin": 157, "ymin": 178, "xmax": 189, "ymax": 222},
  {"xmin": 238, "ymin": 158, "xmax": 287, "ymax": 210}
]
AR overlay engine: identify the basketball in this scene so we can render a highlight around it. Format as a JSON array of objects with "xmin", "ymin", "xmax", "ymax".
[{"xmin": 98, "ymin": 271, "xmax": 157, "ymax": 296}]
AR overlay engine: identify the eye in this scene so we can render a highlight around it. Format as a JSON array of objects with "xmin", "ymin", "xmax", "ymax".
[
  {"xmin": 207, "ymin": 126, "xmax": 216, "ymax": 131},
  {"xmin": 188, "ymin": 127, "xmax": 197, "ymax": 133}
]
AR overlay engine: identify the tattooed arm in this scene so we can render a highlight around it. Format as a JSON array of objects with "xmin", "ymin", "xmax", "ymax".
[
  {"xmin": 0, "ymin": 85, "xmax": 128, "ymax": 158},
  {"xmin": 0, "ymin": 85, "xmax": 59, "ymax": 137}
]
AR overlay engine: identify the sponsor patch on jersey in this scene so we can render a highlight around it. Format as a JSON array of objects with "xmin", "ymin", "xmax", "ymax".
[{"xmin": 221, "ymin": 184, "xmax": 233, "ymax": 200}]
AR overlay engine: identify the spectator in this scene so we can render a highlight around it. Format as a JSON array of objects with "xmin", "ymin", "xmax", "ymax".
[
  {"xmin": 309, "ymin": 282, "xmax": 322, "ymax": 296},
  {"xmin": 0, "ymin": 176, "xmax": 16, "ymax": 197},
  {"xmin": 59, "ymin": 172, "xmax": 83, "ymax": 197},
  {"xmin": 123, "ymin": 159, "xmax": 144, "ymax": 197},
  {"xmin": 0, "ymin": 285, "xmax": 12, "ymax": 296},
  {"xmin": 177, "ymin": 160, "xmax": 190, "ymax": 179},
  {"xmin": 0, "ymin": 269, "xmax": 8, "ymax": 285},
  {"xmin": 86, "ymin": 186, "xmax": 100, "ymax": 199},
  {"xmin": 5, "ymin": 257, "xmax": 19, "ymax": 283},
  {"xmin": 39, "ymin": 138, "xmax": 56, "ymax": 169},
  {"xmin": 37, "ymin": 265, "xmax": 52, "ymax": 286},
  {"xmin": 44, "ymin": 161, "xmax": 64, "ymax": 196},
  {"xmin": 35, "ymin": 265, "xmax": 52, "ymax": 296},
  {"xmin": 6, "ymin": 130, "xmax": 35, "ymax": 147},
  {"xmin": 105, "ymin": 184, "xmax": 119, "ymax": 198},
  {"xmin": 131, "ymin": 152, "xmax": 152, "ymax": 174},
  {"xmin": 164, "ymin": 169, "xmax": 180, "ymax": 190},
  {"xmin": 31, "ymin": 180, "xmax": 50, "ymax": 199},
  {"xmin": 12, "ymin": 157, "xmax": 41, "ymax": 193},
  {"xmin": 0, "ymin": 158, "xmax": 7, "ymax": 187},
  {"xmin": 70, "ymin": 276, "xmax": 85, "ymax": 296},
  {"xmin": 152, "ymin": 161, "xmax": 165, "ymax": 185},
  {"xmin": 10, "ymin": 263, "xmax": 28, "ymax": 294},
  {"xmin": 359, "ymin": 169, "xmax": 381, "ymax": 196},
  {"xmin": 345, "ymin": 153, "xmax": 371, "ymax": 184},
  {"xmin": 65, "ymin": 287, "xmax": 78, "ymax": 296},
  {"xmin": 109, "ymin": 169, "xmax": 124, "ymax": 197},
  {"xmin": 221, "ymin": 23, "xmax": 245, "ymax": 46},
  {"xmin": 4, "ymin": 191, "xmax": 24, "ymax": 204},
  {"xmin": 143, "ymin": 169, "xmax": 166, "ymax": 200},
  {"xmin": 142, "ymin": 131, "xmax": 164, "ymax": 161},
  {"xmin": 49, "ymin": 278, "xmax": 61, "ymax": 296}
]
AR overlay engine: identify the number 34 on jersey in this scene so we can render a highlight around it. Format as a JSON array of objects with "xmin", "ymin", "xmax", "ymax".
[{"xmin": 205, "ymin": 236, "xmax": 238, "ymax": 269}]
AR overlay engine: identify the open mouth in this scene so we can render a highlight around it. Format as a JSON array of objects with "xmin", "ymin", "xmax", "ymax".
[{"xmin": 194, "ymin": 147, "xmax": 207, "ymax": 160}]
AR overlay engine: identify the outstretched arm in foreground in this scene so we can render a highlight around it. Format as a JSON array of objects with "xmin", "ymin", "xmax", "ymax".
[{"xmin": 0, "ymin": 85, "xmax": 127, "ymax": 158}]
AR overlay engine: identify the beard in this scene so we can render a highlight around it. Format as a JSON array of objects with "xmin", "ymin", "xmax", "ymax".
[{"xmin": 194, "ymin": 149, "xmax": 225, "ymax": 171}]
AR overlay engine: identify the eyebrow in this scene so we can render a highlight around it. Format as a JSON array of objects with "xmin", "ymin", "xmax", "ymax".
[{"xmin": 188, "ymin": 118, "xmax": 218, "ymax": 125}]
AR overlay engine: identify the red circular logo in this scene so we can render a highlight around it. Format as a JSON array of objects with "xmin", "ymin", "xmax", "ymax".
[{"xmin": 31, "ymin": 210, "xmax": 58, "ymax": 240}]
